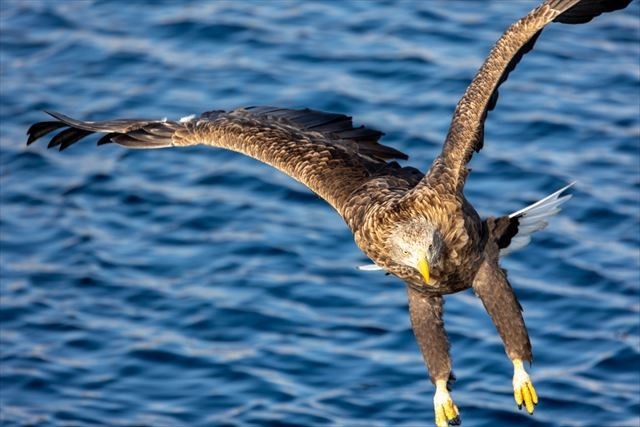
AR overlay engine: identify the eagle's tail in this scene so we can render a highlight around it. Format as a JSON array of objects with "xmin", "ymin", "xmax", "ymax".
[{"xmin": 496, "ymin": 183, "xmax": 575, "ymax": 257}]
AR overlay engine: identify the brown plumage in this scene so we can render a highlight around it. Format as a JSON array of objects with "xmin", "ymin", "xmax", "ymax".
[{"xmin": 25, "ymin": 0, "xmax": 631, "ymax": 425}]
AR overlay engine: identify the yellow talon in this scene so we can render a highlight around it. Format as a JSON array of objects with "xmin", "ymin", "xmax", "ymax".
[
  {"xmin": 512, "ymin": 359, "xmax": 538, "ymax": 415},
  {"xmin": 444, "ymin": 399, "xmax": 458, "ymax": 420},
  {"xmin": 514, "ymin": 387, "xmax": 523, "ymax": 407},
  {"xmin": 435, "ymin": 407, "xmax": 447, "ymax": 427},
  {"xmin": 434, "ymin": 380, "xmax": 461, "ymax": 426},
  {"xmin": 530, "ymin": 381, "xmax": 539, "ymax": 405}
]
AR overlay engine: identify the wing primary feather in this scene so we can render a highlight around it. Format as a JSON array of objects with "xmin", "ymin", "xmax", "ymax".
[
  {"xmin": 97, "ymin": 133, "xmax": 117, "ymax": 146},
  {"xmin": 26, "ymin": 121, "xmax": 68, "ymax": 145},
  {"xmin": 28, "ymin": 112, "xmax": 183, "ymax": 150},
  {"xmin": 552, "ymin": 0, "xmax": 632, "ymax": 24},
  {"xmin": 59, "ymin": 129, "xmax": 94, "ymax": 151},
  {"xmin": 45, "ymin": 110, "xmax": 99, "ymax": 131},
  {"xmin": 47, "ymin": 128, "xmax": 93, "ymax": 149}
]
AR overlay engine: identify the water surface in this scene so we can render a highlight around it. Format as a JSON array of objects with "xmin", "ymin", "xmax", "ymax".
[{"xmin": 1, "ymin": 1, "xmax": 639, "ymax": 426}]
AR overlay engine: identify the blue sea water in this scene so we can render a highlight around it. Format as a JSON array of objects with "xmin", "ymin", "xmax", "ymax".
[{"xmin": 1, "ymin": 1, "xmax": 639, "ymax": 426}]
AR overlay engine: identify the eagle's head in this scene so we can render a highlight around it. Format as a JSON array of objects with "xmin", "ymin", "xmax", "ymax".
[{"xmin": 386, "ymin": 218, "xmax": 444, "ymax": 284}]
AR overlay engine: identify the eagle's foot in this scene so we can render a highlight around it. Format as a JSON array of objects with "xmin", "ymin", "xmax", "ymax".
[
  {"xmin": 512, "ymin": 359, "xmax": 538, "ymax": 414},
  {"xmin": 433, "ymin": 379, "xmax": 460, "ymax": 427}
]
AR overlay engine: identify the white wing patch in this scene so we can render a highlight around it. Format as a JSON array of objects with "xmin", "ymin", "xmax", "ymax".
[{"xmin": 501, "ymin": 182, "xmax": 575, "ymax": 257}]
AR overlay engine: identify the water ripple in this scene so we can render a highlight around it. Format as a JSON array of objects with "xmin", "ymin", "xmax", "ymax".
[{"xmin": 1, "ymin": 1, "xmax": 638, "ymax": 426}]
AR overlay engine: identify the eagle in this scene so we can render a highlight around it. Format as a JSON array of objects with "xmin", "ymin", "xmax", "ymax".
[{"xmin": 26, "ymin": 0, "xmax": 632, "ymax": 426}]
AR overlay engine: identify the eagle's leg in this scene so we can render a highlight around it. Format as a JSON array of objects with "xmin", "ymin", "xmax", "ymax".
[
  {"xmin": 472, "ymin": 259, "xmax": 537, "ymax": 414},
  {"xmin": 407, "ymin": 287, "xmax": 460, "ymax": 427}
]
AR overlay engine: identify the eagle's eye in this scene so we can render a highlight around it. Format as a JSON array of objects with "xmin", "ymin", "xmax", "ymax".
[{"xmin": 402, "ymin": 249, "xmax": 410, "ymax": 255}]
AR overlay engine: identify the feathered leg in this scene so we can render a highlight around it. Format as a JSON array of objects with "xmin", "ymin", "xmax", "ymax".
[
  {"xmin": 407, "ymin": 287, "xmax": 460, "ymax": 427},
  {"xmin": 473, "ymin": 259, "xmax": 537, "ymax": 414}
]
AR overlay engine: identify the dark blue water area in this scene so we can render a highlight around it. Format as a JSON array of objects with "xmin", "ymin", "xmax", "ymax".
[{"xmin": 1, "ymin": 1, "xmax": 639, "ymax": 426}]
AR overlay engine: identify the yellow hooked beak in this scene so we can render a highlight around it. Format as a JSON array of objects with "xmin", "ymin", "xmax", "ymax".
[{"xmin": 417, "ymin": 257, "xmax": 430, "ymax": 284}]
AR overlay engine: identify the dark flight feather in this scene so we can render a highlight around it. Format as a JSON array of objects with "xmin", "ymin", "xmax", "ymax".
[
  {"xmin": 554, "ymin": 0, "xmax": 632, "ymax": 23},
  {"xmin": 26, "ymin": 121, "xmax": 67, "ymax": 145},
  {"xmin": 47, "ymin": 127, "xmax": 92, "ymax": 150}
]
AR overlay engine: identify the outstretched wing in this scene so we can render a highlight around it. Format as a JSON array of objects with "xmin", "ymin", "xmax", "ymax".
[
  {"xmin": 27, "ymin": 106, "xmax": 421, "ymax": 218},
  {"xmin": 427, "ymin": 0, "xmax": 632, "ymax": 193}
]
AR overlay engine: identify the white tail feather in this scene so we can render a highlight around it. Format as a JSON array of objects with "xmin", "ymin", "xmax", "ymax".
[
  {"xmin": 357, "ymin": 264, "xmax": 384, "ymax": 271},
  {"xmin": 501, "ymin": 182, "xmax": 575, "ymax": 256}
]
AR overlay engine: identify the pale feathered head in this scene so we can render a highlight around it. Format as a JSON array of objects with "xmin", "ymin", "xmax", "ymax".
[{"xmin": 386, "ymin": 218, "xmax": 443, "ymax": 284}]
